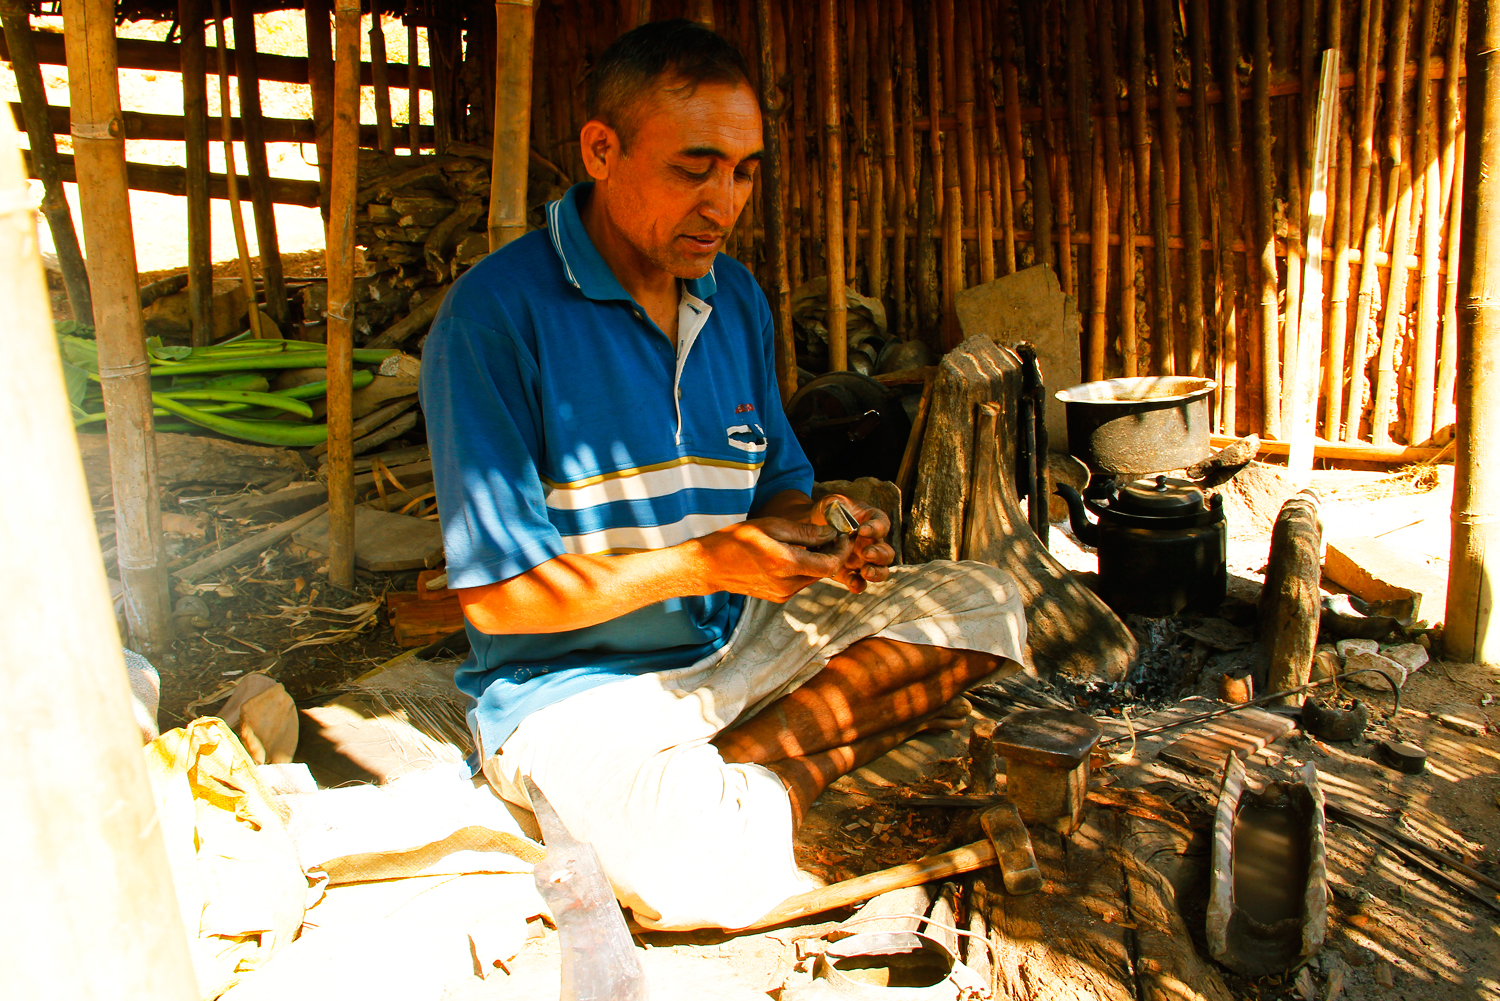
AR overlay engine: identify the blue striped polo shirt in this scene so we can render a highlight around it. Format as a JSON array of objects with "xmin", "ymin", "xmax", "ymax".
[{"xmin": 420, "ymin": 182, "xmax": 814, "ymax": 755}]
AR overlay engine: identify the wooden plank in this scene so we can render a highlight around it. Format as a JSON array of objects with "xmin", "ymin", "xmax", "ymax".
[
  {"xmin": 385, "ymin": 591, "xmax": 464, "ymax": 647},
  {"xmin": 23, "ymin": 149, "xmax": 321, "ymax": 207},
  {"xmin": 294, "ymin": 506, "xmax": 444, "ymax": 572},
  {"xmin": 9, "ymin": 101, "xmax": 434, "ymax": 147}
]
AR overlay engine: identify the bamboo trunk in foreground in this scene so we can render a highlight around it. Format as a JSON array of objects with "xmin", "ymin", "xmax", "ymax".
[
  {"xmin": 230, "ymin": 0, "xmax": 287, "ymax": 328},
  {"xmin": 306, "ymin": 0, "xmax": 333, "ymax": 217},
  {"xmin": 370, "ymin": 16, "xmax": 395, "ymax": 156},
  {"xmin": 62, "ymin": 0, "xmax": 173, "ymax": 653},
  {"xmin": 1446, "ymin": 0, "xmax": 1500, "ymax": 663},
  {"xmin": 1252, "ymin": 0, "xmax": 1281, "ymax": 437},
  {"xmin": 178, "ymin": 0, "xmax": 212, "ymax": 344},
  {"xmin": 326, "ymin": 0, "xmax": 361, "ymax": 588},
  {"xmin": 757, "ymin": 0, "xmax": 795, "ymax": 400},
  {"xmin": 820, "ymin": 0, "xmax": 848, "ymax": 370},
  {"xmin": 489, "ymin": 0, "xmax": 534, "ymax": 252}
]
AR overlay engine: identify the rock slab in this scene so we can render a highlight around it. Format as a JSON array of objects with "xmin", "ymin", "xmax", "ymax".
[{"xmin": 1259, "ymin": 491, "xmax": 1323, "ymax": 703}]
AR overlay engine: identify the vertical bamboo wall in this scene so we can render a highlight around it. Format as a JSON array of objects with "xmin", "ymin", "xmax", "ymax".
[{"xmin": 522, "ymin": 0, "xmax": 1467, "ymax": 450}]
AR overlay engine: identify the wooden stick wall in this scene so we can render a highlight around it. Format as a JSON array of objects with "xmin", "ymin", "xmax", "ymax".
[{"xmin": 529, "ymin": 0, "xmax": 1468, "ymax": 449}]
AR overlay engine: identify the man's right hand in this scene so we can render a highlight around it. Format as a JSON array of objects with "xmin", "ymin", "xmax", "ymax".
[{"xmin": 691, "ymin": 518, "xmax": 848, "ymax": 603}]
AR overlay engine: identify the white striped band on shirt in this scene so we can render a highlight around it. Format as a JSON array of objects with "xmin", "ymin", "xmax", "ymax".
[
  {"xmin": 558, "ymin": 511, "xmax": 745, "ymax": 555},
  {"xmin": 542, "ymin": 455, "xmax": 764, "ymax": 512}
]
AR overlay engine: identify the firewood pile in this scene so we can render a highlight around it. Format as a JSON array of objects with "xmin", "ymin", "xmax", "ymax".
[{"xmin": 304, "ymin": 146, "xmax": 565, "ymax": 349}]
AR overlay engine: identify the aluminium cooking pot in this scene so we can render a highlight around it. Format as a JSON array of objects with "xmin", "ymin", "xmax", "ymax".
[{"xmin": 1055, "ymin": 376, "xmax": 1217, "ymax": 475}]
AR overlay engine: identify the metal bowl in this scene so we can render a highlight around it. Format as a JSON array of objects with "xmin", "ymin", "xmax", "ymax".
[{"xmin": 1055, "ymin": 376, "xmax": 1217, "ymax": 474}]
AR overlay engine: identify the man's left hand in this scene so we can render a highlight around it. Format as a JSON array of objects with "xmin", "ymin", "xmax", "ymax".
[{"xmin": 813, "ymin": 494, "xmax": 895, "ymax": 593}]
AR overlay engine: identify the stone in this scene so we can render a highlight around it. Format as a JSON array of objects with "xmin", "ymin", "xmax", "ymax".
[
  {"xmin": 1259, "ymin": 491, "xmax": 1323, "ymax": 704},
  {"xmin": 952, "ymin": 265, "xmax": 1078, "ymax": 451},
  {"xmin": 142, "ymin": 278, "xmax": 248, "ymax": 341},
  {"xmin": 1312, "ymin": 644, "xmax": 1341, "ymax": 682},
  {"xmin": 1344, "ymin": 649, "xmax": 1407, "ymax": 690},
  {"xmin": 1335, "ymin": 638, "xmax": 1380, "ymax": 658},
  {"xmin": 1380, "ymin": 643, "xmax": 1429, "ymax": 675},
  {"xmin": 1323, "ymin": 536, "xmax": 1448, "ymax": 625}
]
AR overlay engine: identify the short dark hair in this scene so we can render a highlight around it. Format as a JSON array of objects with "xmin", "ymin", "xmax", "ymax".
[{"xmin": 585, "ymin": 18, "xmax": 753, "ymax": 149}]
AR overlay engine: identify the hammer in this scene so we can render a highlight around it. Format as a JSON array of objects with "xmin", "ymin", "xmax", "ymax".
[{"xmin": 734, "ymin": 802, "xmax": 1042, "ymax": 931}]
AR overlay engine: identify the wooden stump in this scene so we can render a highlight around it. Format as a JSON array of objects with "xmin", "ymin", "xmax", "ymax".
[
  {"xmin": 1258, "ymin": 490, "xmax": 1322, "ymax": 704},
  {"xmin": 908, "ymin": 336, "xmax": 1136, "ymax": 682}
]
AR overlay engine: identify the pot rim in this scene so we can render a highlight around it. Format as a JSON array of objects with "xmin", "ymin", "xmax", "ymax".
[{"xmin": 1055, "ymin": 375, "xmax": 1218, "ymax": 405}]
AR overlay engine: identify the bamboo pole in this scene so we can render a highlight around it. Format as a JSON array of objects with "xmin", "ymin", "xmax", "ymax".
[
  {"xmin": 1089, "ymin": 131, "xmax": 1109, "ymax": 380},
  {"xmin": 326, "ymin": 0, "xmax": 360, "ymax": 588},
  {"xmin": 959, "ymin": 0, "xmax": 990, "ymax": 284},
  {"xmin": 1150, "ymin": 139, "xmax": 1174, "ymax": 374},
  {"xmin": 940, "ymin": 0, "xmax": 965, "ymax": 347},
  {"xmin": 1445, "ymin": 0, "xmax": 1500, "ymax": 663},
  {"xmin": 977, "ymin": 0, "xmax": 1001, "ymax": 279},
  {"xmin": 758, "ymin": 0, "xmax": 794, "ymax": 400},
  {"xmin": 1153, "ymin": 0, "xmax": 1180, "ymax": 232},
  {"xmin": 370, "ymin": 15, "xmax": 395, "ymax": 156},
  {"xmin": 1439, "ymin": 0, "xmax": 1467, "ymax": 212},
  {"xmin": 1351, "ymin": 0, "xmax": 1385, "ymax": 265},
  {"xmin": 1252, "ymin": 0, "xmax": 1281, "ymax": 436},
  {"xmin": 1066, "ymin": 0, "xmax": 1093, "ymax": 225},
  {"xmin": 1121, "ymin": 153, "xmax": 1139, "ymax": 377},
  {"xmin": 1326, "ymin": 130, "xmax": 1354, "ymax": 437},
  {"xmin": 210, "ymin": 0, "xmax": 262, "ymax": 340},
  {"xmin": 1436, "ymin": 0, "xmax": 1467, "ymax": 433},
  {"xmin": 868, "ymin": 0, "xmax": 888, "ymax": 301},
  {"xmin": 1026, "ymin": 0, "xmax": 1055, "ymax": 273},
  {"xmin": 998, "ymin": 124, "xmax": 1017, "ymax": 274},
  {"xmin": 689, "ymin": 0, "xmax": 714, "ymax": 27},
  {"xmin": 1408, "ymin": 0, "xmax": 1443, "ymax": 443},
  {"xmin": 1371, "ymin": 0, "xmax": 1415, "ymax": 444},
  {"xmin": 1216, "ymin": 124, "xmax": 1239, "ymax": 431},
  {"xmin": 1348, "ymin": 166, "xmax": 1386, "ymax": 440},
  {"xmin": 819, "ymin": 0, "xmax": 847, "ymax": 371},
  {"xmin": 0, "ymin": 3, "xmax": 91, "ymax": 322},
  {"xmin": 998, "ymin": 0, "xmax": 1026, "ymax": 215},
  {"xmin": 1188, "ymin": 0, "xmax": 1210, "ymax": 371},
  {"xmin": 1050, "ymin": 4, "xmax": 1075, "ymax": 298},
  {"xmin": 306, "ymin": 0, "xmax": 333, "ymax": 215},
  {"xmin": 1128, "ymin": 0, "xmax": 1150, "ymax": 222},
  {"xmin": 230, "ymin": 0, "xmax": 287, "ymax": 329},
  {"xmin": 1183, "ymin": 124, "xmax": 1205, "ymax": 376},
  {"xmin": 407, "ymin": 13, "xmax": 421, "ymax": 153},
  {"xmin": 788, "ymin": 0, "xmax": 809, "ymax": 289},
  {"xmin": 178, "ymin": 0, "xmax": 211, "ymax": 345},
  {"xmin": 489, "ymin": 0, "xmax": 534, "ymax": 252},
  {"xmin": 1098, "ymin": 0, "xmax": 1122, "ymax": 218},
  {"xmin": 894, "ymin": 0, "xmax": 912, "ymax": 336},
  {"xmin": 61, "ymin": 0, "xmax": 172, "ymax": 653},
  {"xmin": 0, "ymin": 97, "xmax": 197, "ymax": 1001},
  {"xmin": 1282, "ymin": 132, "xmax": 1304, "ymax": 434}
]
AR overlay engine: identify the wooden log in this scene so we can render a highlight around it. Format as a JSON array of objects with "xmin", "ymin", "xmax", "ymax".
[
  {"xmin": 326, "ymin": 0, "xmax": 360, "ymax": 588},
  {"xmin": 0, "ymin": 3, "xmax": 91, "ymax": 322},
  {"xmin": 819, "ymin": 0, "xmax": 847, "ymax": 371},
  {"xmin": 1445, "ymin": 0, "xmax": 1500, "ymax": 660},
  {"xmin": 1259, "ymin": 491, "xmax": 1322, "ymax": 703},
  {"xmin": 178, "ymin": 0, "xmax": 212, "ymax": 345},
  {"xmin": 1120, "ymin": 154, "xmax": 1139, "ymax": 377},
  {"xmin": 758, "ymin": 0, "xmax": 795, "ymax": 401},
  {"xmin": 407, "ymin": 12, "xmax": 421, "ymax": 154},
  {"xmin": 210, "ymin": 0, "xmax": 262, "ymax": 340},
  {"xmin": 230, "ymin": 0, "xmax": 287, "ymax": 328},
  {"xmin": 1252, "ymin": 0, "xmax": 1280, "ymax": 437},
  {"xmin": 1, "ymin": 93, "xmax": 198, "ymax": 998},
  {"xmin": 370, "ymin": 15, "xmax": 395, "ymax": 156},
  {"xmin": 1371, "ymin": 0, "xmax": 1416, "ymax": 445},
  {"xmin": 1408, "ymin": 0, "xmax": 1443, "ymax": 444},
  {"xmin": 1211, "ymin": 433, "xmax": 1443, "ymax": 462},
  {"xmin": 489, "ymin": 0, "xmax": 534, "ymax": 252},
  {"xmin": 62, "ymin": 0, "xmax": 172, "ymax": 652},
  {"xmin": 1434, "ymin": 0, "xmax": 1468, "ymax": 432}
]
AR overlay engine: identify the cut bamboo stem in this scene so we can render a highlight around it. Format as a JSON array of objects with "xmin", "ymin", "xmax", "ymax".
[
  {"xmin": 1153, "ymin": 0, "xmax": 1180, "ymax": 232},
  {"xmin": 998, "ymin": 0, "xmax": 1026, "ymax": 215},
  {"xmin": 869, "ymin": 0, "xmax": 889, "ymax": 302},
  {"xmin": 1067, "ymin": 0, "xmax": 1093, "ymax": 226},
  {"xmin": 1408, "ymin": 0, "xmax": 1443, "ymax": 444},
  {"xmin": 0, "ymin": 3, "xmax": 92, "ymax": 322},
  {"xmin": 1371, "ymin": 0, "xmax": 1415, "ymax": 444},
  {"xmin": 1182, "ymin": 125, "xmax": 1205, "ymax": 376},
  {"xmin": 894, "ymin": 0, "xmax": 912, "ymax": 336},
  {"xmin": 1327, "ymin": 130, "xmax": 1354, "ymax": 438},
  {"xmin": 1436, "ymin": 0, "xmax": 1466, "ymax": 435},
  {"xmin": 229, "ymin": 0, "xmax": 287, "ymax": 329},
  {"xmin": 1128, "ymin": 0, "xmax": 1150, "ymax": 221},
  {"xmin": 1215, "ymin": 123, "xmax": 1239, "ymax": 432},
  {"xmin": 61, "ymin": 0, "xmax": 172, "ymax": 652},
  {"xmin": 1098, "ymin": 0, "xmax": 1122, "ymax": 219},
  {"xmin": 1089, "ymin": 130, "xmax": 1109, "ymax": 380},
  {"xmin": 1252, "ymin": 0, "xmax": 1281, "ymax": 437},
  {"xmin": 407, "ymin": 14, "xmax": 421, "ymax": 153},
  {"xmin": 210, "ymin": 0, "xmax": 262, "ymax": 340},
  {"xmin": 1150, "ymin": 139, "xmax": 1174, "ymax": 375},
  {"xmin": 326, "ymin": 0, "xmax": 361, "ymax": 588},
  {"xmin": 1348, "ymin": 167, "xmax": 1386, "ymax": 440},
  {"xmin": 305, "ymin": 0, "xmax": 333, "ymax": 216},
  {"xmin": 820, "ymin": 0, "xmax": 847, "ymax": 370},
  {"xmin": 761, "ymin": 0, "xmax": 794, "ymax": 398},
  {"xmin": 177, "ymin": 0, "xmax": 211, "ymax": 344},
  {"xmin": 1031, "ymin": 0, "xmax": 1057, "ymax": 274},
  {"xmin": 1121, "ymin": 154, "xmax": 1139, "ymax": 377},
  {"xmin": 370, "ymin": 15, "xmax": 395, "ymax": 156},
  {"xmin": 489, "ymin": 0, "xmax": 534, "ymax": 252},
  {"xmin": 1351, "ymin": 0, "xmax": 1385, "ymax": 264}
]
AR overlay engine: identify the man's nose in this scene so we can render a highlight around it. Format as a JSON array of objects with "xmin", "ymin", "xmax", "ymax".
[{"xmin": 698, "ymin": 170, "xmax": 738, "ymax": 227}]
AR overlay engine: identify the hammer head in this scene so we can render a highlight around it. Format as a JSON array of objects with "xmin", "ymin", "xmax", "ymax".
[{"xmin": 980, "ymin": 802, "xmax": 1043, "ymax": 896}]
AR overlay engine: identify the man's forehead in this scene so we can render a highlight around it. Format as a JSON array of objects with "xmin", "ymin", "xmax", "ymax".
[{"xmin": 634, "ymin": 79, "xmax": 762, "ymax": 157}]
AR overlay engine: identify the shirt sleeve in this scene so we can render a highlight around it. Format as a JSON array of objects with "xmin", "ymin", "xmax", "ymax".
[
  {"xmin": 419, "ymin": 310, "xmax": 567, "ymax": 589},
  {"xmin": 749, "ymin": 309, "xmax": 815, "ymax": 510}
]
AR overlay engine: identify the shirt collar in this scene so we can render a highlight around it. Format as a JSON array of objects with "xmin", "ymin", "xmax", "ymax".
[{"xmin": 546, "ymin": 182, "xmax": 718, "ymax": 302}]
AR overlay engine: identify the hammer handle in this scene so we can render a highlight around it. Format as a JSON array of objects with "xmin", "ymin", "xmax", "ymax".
[{"xmin": 736, "ymin": 840, "xmax": 998, "ymax": 931}]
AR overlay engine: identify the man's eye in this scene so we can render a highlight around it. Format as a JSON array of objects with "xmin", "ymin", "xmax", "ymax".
[{"xmin": 678, "ymin": 166, "xmax": 711, "ymax": 181}]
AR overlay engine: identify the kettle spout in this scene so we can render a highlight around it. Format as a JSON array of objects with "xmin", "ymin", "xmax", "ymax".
[{"xmin": 1053, "ymin": 483, "xmax": 1099, "ymax": 546}]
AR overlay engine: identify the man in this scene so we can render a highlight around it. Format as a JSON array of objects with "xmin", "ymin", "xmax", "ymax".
[{"xmin": 420, "ymin": 19, "xmax": 1026, "ymax": 930}]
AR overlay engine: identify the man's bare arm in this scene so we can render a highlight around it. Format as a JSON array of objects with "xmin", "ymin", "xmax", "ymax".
[{"xmin": 458, "ymin": 517, "xmax": 843, "ymax": 635}]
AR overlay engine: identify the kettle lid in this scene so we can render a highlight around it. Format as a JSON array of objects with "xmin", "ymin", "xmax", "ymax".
[{"xmin": 1111, "ymin": 475, "xmax": 1207, "ymax": 517}]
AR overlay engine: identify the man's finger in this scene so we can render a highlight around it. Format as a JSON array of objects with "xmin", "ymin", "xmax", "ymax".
[
  {"xmin": 761, "ymin": 518, "xmax": 839, "ymax": 549},
  {"xmin": 853, "ymin": 541, "xmax": 896, "ymax": 568}
]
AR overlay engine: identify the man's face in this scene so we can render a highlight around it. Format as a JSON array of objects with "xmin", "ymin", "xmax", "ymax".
[{"xmin": 590, "ymin": 78, "xmax": 763, "ymax": 279}]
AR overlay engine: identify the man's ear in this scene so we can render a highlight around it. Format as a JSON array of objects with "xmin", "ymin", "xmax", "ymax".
[{"xmin": 579, "ymin": 120, "xmax": 618, "ymax": 181}]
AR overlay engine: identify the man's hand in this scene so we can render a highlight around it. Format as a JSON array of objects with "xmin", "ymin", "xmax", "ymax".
[
  {"xmin": 692, "ymin": 518, "xmax": 847, "ymax": 602},
  {"xmin": 812, "ymin": 494, "xmax": 896, "ymax": 594}
]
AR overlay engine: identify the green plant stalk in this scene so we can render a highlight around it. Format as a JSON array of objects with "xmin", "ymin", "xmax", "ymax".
[
  {"xmin": 163, "ymin": 373, "xmax": 271, "ymax": 392},
  {"xmin": 151, "ymin": 394, "xmax": 330, "ymax": 446},
  {"xmin": 74, "ymin": 402, "xmax": 253, "ymax": 427},
  {"xmin": 148, "ymin": 348, "xmax": 395, "ymax": 377},
  {"xmin": 274, "ymin": 369, "xmax": 375, "ymax": 399},
  {"xmin": 153, "ymin": 389, "xmax": 315, "ymax": 418}
]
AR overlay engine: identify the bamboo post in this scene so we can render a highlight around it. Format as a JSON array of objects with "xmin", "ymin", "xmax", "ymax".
[
  {"xmin": 210, "ymin": 0, "xmax": 262, "ymax": 340},
  {"xmin": 1326, "ymin": 130, "xmax": 1354, "ymax": 437},
  {"xmin": 0, "ymin": 100, "xmax": 197, "ymax": 1001},
  {"xmin": 1099, "ymin": 0, "xmax": 1121, "ymax": 219},
  {"xmin": 1182, "ymin": 126, "xmax": 1205, "ymax": 376},
  {"xmin": 1221, "ymin": 0, "xmax": 1246, "ymax": 242},
  {"xmin": 1088, "ymin": 132, "xmax": 1109, "ymax": 380},
  {"xmin": 1408, "ymin": 0, "xmax": 1444, "ymax": 443},
  {"xmin": 1436, "ymin": 0, "xmax": 1467, "ymax": 433},
  {"xmin": 230, "ymin": 0, "xmax": 287, "ymax": 329},
  {"xmin": 1025, "ymin": 0, "xmax": 1055, "ymax": 272},
  {"xmin": 1252, "ymin": 0, "xmax": 1281, "ymax": 437},
  {"xmin": 1121, "ymin": 154, "xmax": 1139, "ymax": 377},
  {"xmin": 1371, "ymin": 0, "xmax": 1415, "ymax": 444},
  {"xmin": 867, "ymin": 0, "xmax": 888, "ymax": 301},
  {"xmin": 758, "ymin": 0, "xmax": 794, "ymax": 400},
  {"xmin": 407, "ymin": 12, "xmax": 421, "ymax": 154},
  {"xmin": 941, "ymin": 0, "xmax": 965, "ymax": 344},
  {"xmin": 895, "ymin": 1, "xmax": 913, "ymax": 334},
  {"xmin": 998, "ymin": 1, "xmax": 1025, "ymax": 215},
  {"xmin": 1066, "ymin": 0, "xmax": 1093, "ymax": 226},
  {"xmin": 791, "ymin": 0, "xmax": 812, "ymax": 290},
  {"xmin": 958, "ymin": 0, "xmax": 989, "ymax": 284},
  {"xmin": 306, "ymin": 0, "xmax": 334, "ymax": 205},
  {"xmin": 0, "ymin": 2, "xmax": 91, "ymax": 321},
  {"xmin": 1056, "ymin": 127, "xmax": 1075, "ymax": 298},
  {"xmin": 1215, "ymin": 133, "xmax": 1239, "ymax": 431},
  {"xmin": 489, "ymin": 0, "xmax": 534, "ymax": 252},
  {"xmin": 1351, "ymin": 0, "xmax": 1385, "ymax": 267},
  {"xmin": 1445, "ymin": 0, "xmax": 1500, "ymax": 663},
  {"xmin": 927, "ymin": 0, "xmax": 944, "ymax": 221},
  {"xmin": 819, "ymin": 0, "xmax": 846, "ymax": 371},
  {"xmin": 1150, "ymin": 142, "xmax": 1174, "ymax": 374},
  {"xmin": 1153, "ymin": 0, "xmax": 1179, "ymax": 233},
  {"xmin": 326, "ymin": 0, "xmax": 360, "ymax": 588},
  {"xmin": 689, "ymin": 0, "xmax": 714, "ymax": 27},
  {"xmin": 178, "ymin": 0, "xmax": 212, "ymax": 345},
  {"xmin": 1288, "ymin": 51, "xmax": 1340, "ymax": 476},
  {"xmin": 61, "ymin": 0, "xmax": 172, "ymax": 653},
  {"xmin": 1348, "ymin": 167, "xmax": 1386, "ymax": 441},
  {"xmin": 370, "ymin": 15, "xmax": 395, "ymax": 156},
  {"xmin": 1128, "ymin": 0, "xmax": 1150, "ymax": 222}
]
